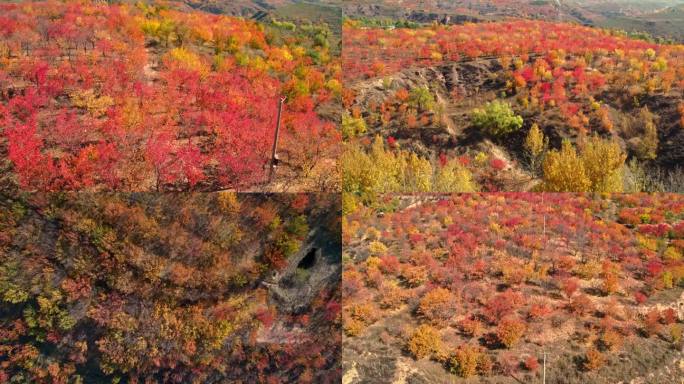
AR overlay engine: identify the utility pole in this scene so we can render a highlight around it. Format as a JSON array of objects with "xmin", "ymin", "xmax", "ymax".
[
  {"xmin": 543, "ymin": 350, "xmax": 547, "ymax": 384},
  {"xmin": 542, "ymin": 194, "xmax": 547, "ymax": 239},
  {"xmin": 268, "ymin": 96, "xmax": 286, "ymax": 184}
]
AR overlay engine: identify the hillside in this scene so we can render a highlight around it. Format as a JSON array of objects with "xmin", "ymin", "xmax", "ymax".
[
  {"xmin": 342, "ymin": 0, "xmax": 684, "ymax": 42},
  {"xmin": 342, "ymin": 19, "xmax": 684, "ymax": 201},
  {"xmin": 343, "ymin": 193, "xmax": 684, "ymax": 383},
  {"xmin": 0, "ymin": 0, "xmax": 341, "ymax": 192},
  {"xmin": 0, "ymin": 192, "xmax": 341, "ymax": 383}
]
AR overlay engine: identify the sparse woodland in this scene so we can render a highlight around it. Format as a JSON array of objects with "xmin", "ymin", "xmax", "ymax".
[
  {"xmin": 343, "ymin": 194, "xmax": 684, "ymax": 383},
  {"xmin": 0, "ymin": 1, "xmax": 341, "ymax": 192},
  {"xmin": 342, "ymin": 19, "xmax": 684, "ymax": 202}
]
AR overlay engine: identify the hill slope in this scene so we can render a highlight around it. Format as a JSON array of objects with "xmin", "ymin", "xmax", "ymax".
[{"xmin": 343, "ymin": 193, "xmax": 684, "ymax": 383}]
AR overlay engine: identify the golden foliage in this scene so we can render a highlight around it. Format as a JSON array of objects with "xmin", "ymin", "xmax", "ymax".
[
  {"xmin": 344, "ymin": 303, "xmax": 376, "ymax": 337},
  {"xmin": 524, "ymin": 123, "xmax": 545, "ymax": 160},
  {"xmin": 579, "ymin": 135, "xmax": 626, "ymax": 192},
  {"xmin": 406, "ymin": 324, "xmax": 442, "ymax": 360},
  {"xmin": 542, "ymin": 136, "xmax": 625, "ymax": 192},
  {"xmin": 342, "ymin": 137, "xmax": 478, "ymax": 205},
  {"xmin": 542, "ymin": 140, "xmax": 591, "ymax": 192},
  {"xmin": 496, "ymin": 317, "xmax": 526, "ymax": 348},
  {"xmin": 418, "ymin": 287, "xmax": 457, "ymax": 326},
  {"xmin": 449, "ymin": 344, "xmax": 486, "ymax": 378},
  {"xmin": 70, "ymin": 89, "xmax": 114, "ymax": 117},
  {"xmin": 217, "ymin": 192, "xmax": 240, "ymax": 215},
  {"xmin": 165, "ymin": 47, "xmax": 209, "ymax": 77}
]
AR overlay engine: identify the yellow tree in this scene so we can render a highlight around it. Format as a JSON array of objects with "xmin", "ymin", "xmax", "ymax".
[
  {"xmin": 542, "ymin": 136, "xmax": 625, "ymax": 192},
  {"xmin": 541, "ymin": 140, "xmax": 591, "ymax": 192},
  {"xmin": 524, "ymin": 123, "xmax": 547, "ymax": 173},
  {"xmin": 580, "ymin": 135, "xmax": 626, "ymax": 192}
]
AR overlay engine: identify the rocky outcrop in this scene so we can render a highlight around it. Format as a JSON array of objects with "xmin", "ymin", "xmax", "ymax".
[{"xmin": 263, "ymin": 228, "xmax": 341, "ymax": 314}]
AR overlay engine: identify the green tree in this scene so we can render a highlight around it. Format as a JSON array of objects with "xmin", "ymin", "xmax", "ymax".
[
  {"xmin": 471, "ymin": 100, "xmax": 523, "ymax": 137},
  {"xmin": 409, "ymin": 86, "xmax": 435, "ymax": 112},
  {"xmin": 341, "ymin": 112, "xmax": 367, "ymax": 140}
]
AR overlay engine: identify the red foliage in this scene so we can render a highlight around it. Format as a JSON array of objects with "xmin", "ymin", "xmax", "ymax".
[
  {"xmin": 644, "ymin": 309, "xmax": 662, "ymax": 337},
  {"xmin": 256, "ymin": 308, "xmax": 275, "ymax": 328},
  {"xmin": 633, "ymin": 292, "xmax": 647, "ymax": 305},
  {"xmin": 1, "ymin": 2, "xmax": 339, "ymax": 191},
  {"xmin": 379, "ymin": 255, "xmax": 401, "ymax": 275},
  {"xmin": 528, "ymin": 303, "xmax": 553, "ymax": 321},
  {"xmin": 483, "ymin": 289, "xmax": 524, "ymax": 324},
  {"xmin": 561, "ymin": 277, "xmax": 580, "ymax": 298},
  {"xmin": 490, "ymin": 158, "xmax": 506, "ymax": 171},
  {"xmin": 662, "ymin": 308, "xmax": 677, "ymax": 325},
  {"xmin": 524, "ymin": 356, "xmax": 539, "ymax": 371},
  {"xmin": 290, "ymin": 195, "xmax": 310, "ymax": 213}
]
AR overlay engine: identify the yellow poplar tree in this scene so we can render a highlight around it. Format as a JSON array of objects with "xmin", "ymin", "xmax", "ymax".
[{"xmin": 542, "ymin": 140, "xmax": 591, "ymax": 192}]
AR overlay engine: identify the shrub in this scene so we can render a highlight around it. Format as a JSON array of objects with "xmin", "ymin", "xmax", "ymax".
[
  {"xmin": 368, "ymin": 241, "xmax": 388, "ymax": 255},
  {"xmin": 524, "ymin": 356, "xmax": 539, "ymax": 371},
  {"xmin": 583, "ymin": 348, "xmax": 605, "ymax": 371},
  {"xmin": 496, "ymin": 317, "xmax": 526, "ymax": 348},
  {"xmin": 575, "ymin": 260, "xmax": 602, "ymax": 279},
  {"xmin": 165, "ymin": 47, "xmax": 208, "ymax": 77},
  {"xmin": 580, "ymin": 135, "xmax": 626, "ymax": 192},
  {"xmin": 561, "ymin": 277, "xmax": 580, "ymax": 298},
  {"xmin": 643, "ymin": 309, "xmax": 662, "ymax": 337},
  {"xmin": 449, "ymin": 344, "xmax": 481, "ymax": 378},
  {"xmin": 670, "ymin": 323, "xmax": 682, "ymax": 345},
  {"xmin": 477, "ymin": 353, "xmax": 493, "ymax": 376},
  {"xmin": 471, "ymin": 100, "xmax": 523, "ymax": 137},
  {"xmin": 378, "ymin": 281, "xmax": 406, "ymax": 309},
  {"xmin": 541, "ymin": 140, "xmax": 591, "ymax": 192},
  {"xmin": 379, "ymin": 255, "xmax": 401, "ymax": 275},
  {"xmin": 418, "ymin": 287, "xmax": 458, "ymax": 326},
  {"xmin": 568, "ymin": 294, "xmax": 594, "ymax": 316},
  {"xmin": 634, "ymin": 107, "xmax": 658, "ymax": 160},
  {"xmin": 342, "ymin": 138, "xmax": 442, "ymax": 203},
  {"xmin": 602, "ymin": 273, "xmax": 619, "ymax": 295},
  {"xmin": 458, "ymin": 317, "xmax": 483, "ymax": 338},
  {"xmin": 400, "ymin": 265, "xmax": 427, "ymax": 287},
  {"xmin": 342, "ymin": 113, "xmax": 367, "ymax": 140},
  {"xmin": 662, "ymin": 308, "xmax": 677, "ymax": 325},
  {"xmin": 483, "ymin": 289, "xmax": 524, "ymax": 324},
  {"xmin": 490, "ymin": 157, "xmax": 507, "ymax": 171},
  {"xmin": 343, "ymin": 303, "xmax": 376, "ymax": 336},
  {"xmin": 663, "ymin": 247, "xmax": 682, "ymax": 262},
  {"xmin": 600, "ymin": 329, "xmax": 623, "ymax": 352},
  {"xmin": 528, "ymin": 303, "xmax": 553, "ymax": 321},
  {"xmin": 408, "ymin": 86, "xmax": 435, "ymax": 111},
  {"xmin": 407, "ymin": 324, "xmax": 442, "ymax": 359},
  {"xmin": 634, "ymin": 291, "xmax": 648, "ymax": 304}
]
